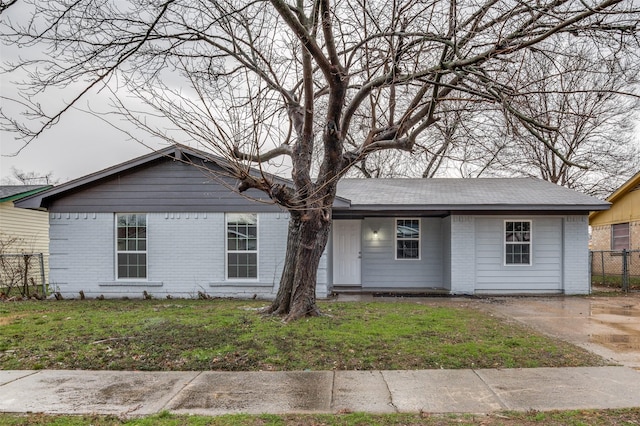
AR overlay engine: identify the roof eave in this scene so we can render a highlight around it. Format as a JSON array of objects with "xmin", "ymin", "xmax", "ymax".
[
  {"xmin": 0, "ymin": 186, "xmax": 53, "ymax": 203},
  {"xmin": 336, "ymin": 203, "xmax": 609, "ymax": 212},
  {"xmin": 606, "ymin": 170, "xmax": 640, "ymax": 203}
]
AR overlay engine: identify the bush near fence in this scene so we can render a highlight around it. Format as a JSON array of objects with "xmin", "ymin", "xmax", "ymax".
[
  {"xmin": 591, "ymin": 250, "xmax": 640, "ymax": 291},
  {"xmin": 0, "ymin": 253, "xmax": 47, "ymax": 299}
]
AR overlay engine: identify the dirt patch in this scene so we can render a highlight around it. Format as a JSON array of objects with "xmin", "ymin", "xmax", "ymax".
[{"xmin": 0, "ymin": 314, "xmax": 25, "ymax": 326}]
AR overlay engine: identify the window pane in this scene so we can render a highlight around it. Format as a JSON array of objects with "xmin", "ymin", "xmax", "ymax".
[
  {"xmin": 228, "ymin": 253, "xmax": 257, "ymax": 279},
  {"xmin": 397, "ymin": 220, "xmax": 419, "ymax": 239},
  {"xmin": 506, "ymin": 243, "xmax": 530, "ymax": 265},
  {"xmin": 118, "ymin": 254, "xmax": 147, "ymax": 279},
  {"xmin": 227, "ymin": 213, "xmax": 256, "ymax": 225},
  {"xmin": 397, "ymin": 240, "xmax": 419, "ymax": 259}
]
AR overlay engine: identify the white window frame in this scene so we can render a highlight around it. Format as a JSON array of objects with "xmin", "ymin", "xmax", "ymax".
[
  {"xmin": 395, "ymin": 218, "xmax": 421, "ymax": 260},
  {"xmin": 225, "ymin": 213, "xmax": 259, "ymax": 281},
  {"xmin": 504, "ymin": 220, "xmax": 532, "ymax": 266},
  {"xmin": 115, "ymin": 213, "xmax": 148, "ymax": 280}
]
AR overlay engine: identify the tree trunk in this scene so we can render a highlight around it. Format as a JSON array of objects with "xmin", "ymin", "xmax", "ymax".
[
  {"xmin": 261, "ymin": 212, "xmax": 301, "ymax": 316},
  {"xmin": 284, "ymin": 213, "xmax": 331, "ymax": 321},
  {"xmin": 262, "ymin": 210, "xmax": 331, "ymax": 322}
]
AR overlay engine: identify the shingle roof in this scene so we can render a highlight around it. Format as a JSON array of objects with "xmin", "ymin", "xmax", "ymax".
[
  {"xmin": 13, "ymin": 143, "xmax": 608, "ymax": 213},
  {"xmin": 336, "ymin": 178, "xmax": 609, "ymax": 211}
]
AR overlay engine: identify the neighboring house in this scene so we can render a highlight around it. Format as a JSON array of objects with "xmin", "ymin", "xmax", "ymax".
[
  {"xmin": 16, "ymin": 146, "xmax": 609, "ymax": 299},
  {"xmin": 589, "ymin": 171, "xmax": 640, "ymax": 251},
  {"xmin": 0, "ymin": 185, "xmax": 52, "ymax": 290}
]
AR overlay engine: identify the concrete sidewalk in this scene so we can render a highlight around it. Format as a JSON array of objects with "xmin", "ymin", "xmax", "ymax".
[{"xmin": 2, "ymin": 367, "xmax": 640, "ymax": 417}]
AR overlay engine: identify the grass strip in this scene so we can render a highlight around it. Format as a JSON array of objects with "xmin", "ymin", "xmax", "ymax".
[{"xmin": 2, "ymin": 408, "xmax": 640, "ymax": 425}]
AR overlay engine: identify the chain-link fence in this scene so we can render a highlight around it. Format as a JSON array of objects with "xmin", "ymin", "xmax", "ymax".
[
  {"xmin": 0, "ymin": 253, "xmax": 47, "ymax": 299},
  {"xmin": 590, "ymin": 250, "xmax": 640, "ymax": 292}
]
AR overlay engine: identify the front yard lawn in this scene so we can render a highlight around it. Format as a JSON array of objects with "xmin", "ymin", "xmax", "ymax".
[{"xmin": 0, "ymin": 299, "xmax": 605, "ymax": 371}]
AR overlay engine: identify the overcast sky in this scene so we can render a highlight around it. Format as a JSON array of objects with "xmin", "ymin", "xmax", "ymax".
[
  {"xmin": 0, "ymin": 38, "xmax": 166, "ymax": 184},
  {"xmin": 0, "ymin": 108, "xmax": 164, "ymax": 184}
]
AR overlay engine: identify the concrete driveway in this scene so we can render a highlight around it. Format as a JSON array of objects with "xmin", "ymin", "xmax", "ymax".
[
  {"xmin": 336, "ymin": 293, "xmax": 640, "ymax": 367},
  {"xmin": 478, "ymin": 294, "xmax": 640, "ymax": 369}
]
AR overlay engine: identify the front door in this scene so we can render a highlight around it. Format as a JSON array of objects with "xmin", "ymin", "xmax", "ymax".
[{"xmin": 333, "ymin": 220, "xmax": 361, "ymax": 286}]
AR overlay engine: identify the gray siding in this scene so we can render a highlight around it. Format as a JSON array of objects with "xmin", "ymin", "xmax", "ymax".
[
  {"xmin": 474, "ymin": 217, "xmax": 562, "ymax": 293},
  {"xmin": 47, "ymin": 158, "xmax": 281, "ymax": 213},
  {"xmin": 441, "ymin": 216, "xmax": 451, "ymax": 290},
  {"xmin": 47, "ymin": 211, "xmax": 325, "ymax": 299},
  {"xmin": 360, "ymin": 217, "xmax": 444, "ymax": 289}
]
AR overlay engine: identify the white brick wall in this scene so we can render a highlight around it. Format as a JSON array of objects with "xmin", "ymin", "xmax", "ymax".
[
  {"xmin": 48, "ymin": 212, "xmax": 334, "ymax": 299},
  {"xmin": 49, "ymin": 212, "xmax": 114, "ymax": 295},
  {"xmin": 563, "ymin": 215, "xmax": 590, "ymax": 294}
]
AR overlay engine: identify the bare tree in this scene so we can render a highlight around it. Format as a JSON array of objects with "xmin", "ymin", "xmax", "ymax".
[
  {"xmin": 1, "ymin": 167, "xmax": 58, "ymax": 185},
  {"xmin": 2, "ymin": 0, "xmax": 639, "ymax": 320},
  {"xmin": 356, "ymin": 40, "xmax": 640, "ymax": 189},
  {"xmin": 465, "ymin": 39, "xmax": 640, "ymax": 196}
]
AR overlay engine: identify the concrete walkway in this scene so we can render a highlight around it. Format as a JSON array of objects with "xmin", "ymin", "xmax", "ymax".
[{"xmin": 2, "ymin": 367, "xmax": 640, "ymax": 417}]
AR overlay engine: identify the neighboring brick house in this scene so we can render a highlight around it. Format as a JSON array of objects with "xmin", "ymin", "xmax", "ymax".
[{"xmin": 590, "ymin": 171, "xmax": 640, "ymax": 251}]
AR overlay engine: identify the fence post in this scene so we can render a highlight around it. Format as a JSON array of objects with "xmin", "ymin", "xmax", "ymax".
[
  {"xmin": 39, "ymin": 253, "xmax": 46, "ymax": 297},
  {"xmin": 22, "ymin": 254, "xmax": 30, "ymax": 297},
  {"xmin": 589, "ymin": 250, "xmax": 593, "ymax": 294},
  {"xmin": 622, "ymin": 249, "xmax": 629, "ymax": 293},
  {"xmin": 601, "ymin": 251, "xmax": 605, "ymax": 285}
]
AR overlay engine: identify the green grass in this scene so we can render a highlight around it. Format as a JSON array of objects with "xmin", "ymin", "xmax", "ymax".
[
  {"xmin": 0, "ymin": 299, "xmax": 604, "ymax": 371},
  {"xmin": 2, "ymin": 409, "xmax": 640, "ymax": 425},
  {"xmin": 591, "ymin": 274, "xmax": 640, "ymax": 290}
]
